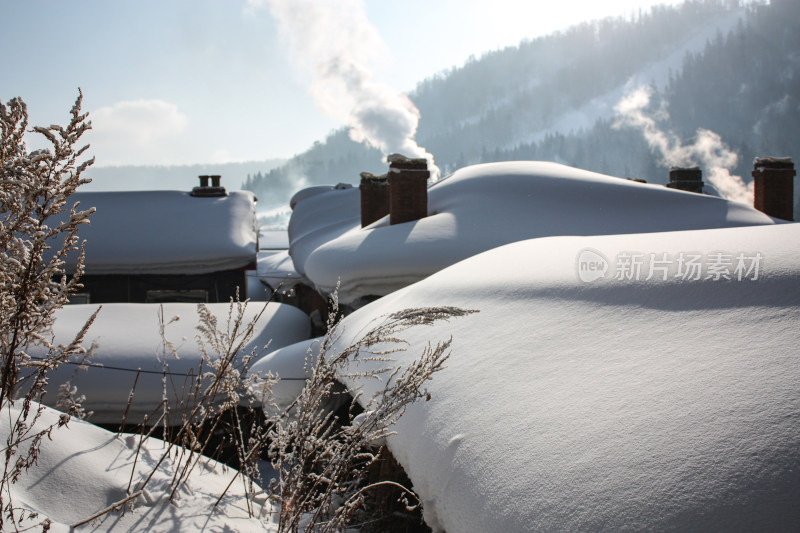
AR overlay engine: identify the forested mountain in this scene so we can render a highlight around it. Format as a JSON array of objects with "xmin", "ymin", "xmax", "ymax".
[{"xmin": 245, "ymin": 0, "xmax": 800, "ymax": 219}]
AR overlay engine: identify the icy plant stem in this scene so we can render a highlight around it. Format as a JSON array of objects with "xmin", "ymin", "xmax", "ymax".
[
  {"xmin": 118, "ymin": 369, "xmax": 141, "ymax": 436},
  {"xmin": 71, "ymin": 490, "xmax": 144, "ymax": 528}
]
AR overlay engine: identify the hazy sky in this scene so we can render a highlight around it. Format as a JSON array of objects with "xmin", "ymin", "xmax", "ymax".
[{"xmin": 2, "ymin": 0, "xmax": 685, "ymax": 167}]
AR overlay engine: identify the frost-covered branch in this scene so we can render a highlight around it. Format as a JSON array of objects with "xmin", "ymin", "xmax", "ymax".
[{"xmin": 0, "ymin": 92, "xmax": 95, "ymax": 532}]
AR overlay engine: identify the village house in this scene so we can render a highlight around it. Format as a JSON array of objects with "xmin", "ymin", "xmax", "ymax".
[
  {"xmin": 273, "ymin": 156, "xmax": 794, "ymax": 313},
  {"xmin": 60, "ymin": 176, "xmax": 259, "ymax": 304}
]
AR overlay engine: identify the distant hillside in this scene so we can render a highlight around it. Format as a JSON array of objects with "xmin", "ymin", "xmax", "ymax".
[
  {"xmin": 488, "ymin": 0, "xmax": 800, "ymax": 184},
  {"xmin": 412, "ymin": 0, "xmax": 747, "ymax": 168},
  {"xmin": 245, "ymin": 0, "xmax": 799, "ymax": 218},
  {"xmin": 84, "ymin": 159, "xmax": 286, "ymax": 195}
]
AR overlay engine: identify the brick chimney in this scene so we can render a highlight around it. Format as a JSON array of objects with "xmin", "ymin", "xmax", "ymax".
[
  {"xmin": 752, "ymin": 157, "xmax": 795, "ymax": 221},
  {"xmin": 388, "ymin": 154, "xmax": 430, "ymax": 225},
  {"xmin": 666, "ymin": 166, "xmax": 704, "ymax": 194},
  {"xmin": 359, "ymin": 172, "xmax": 390, "ymax": 227},
  {"xmin": 191, "ymin": 175, "xmax": 227, "ymax": 197}
]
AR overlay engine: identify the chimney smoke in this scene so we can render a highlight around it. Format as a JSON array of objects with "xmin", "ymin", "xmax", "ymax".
[
  {"xmin": 614, "ymin": 86, "xmax": 753, "ymax": 203},
  {"xmin": 264, "ymin": 0, "xmax": 438, "ymax": 178}
]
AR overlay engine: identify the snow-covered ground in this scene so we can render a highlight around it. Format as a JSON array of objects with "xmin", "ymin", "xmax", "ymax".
[
  {"xmin": 0, "ymin": 402, "xmax": 275, "ymax": 532},
  {"xmin": 259, "ymin": 228, "xmax": 290, "ymax": 250},
  {"xmin": 30, "ymin": 302, "xmax": 310, "ymax": 424},
  {"xmin": 287, "ymin": 161, "xmax": 777, "ymax": 305},
  {"xmin": 327, "ymin": 222, "xmax": 800, "ymax": 531}
]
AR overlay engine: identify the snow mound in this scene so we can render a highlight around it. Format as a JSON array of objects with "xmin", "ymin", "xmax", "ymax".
[
  {"xmin": 0, "ymin": 402, "xmax": 274, "ymax": 532},
  {"xmin": 58, "ymin": 190, "xmax": 258, "ymax": 275},
  {"xmin": 31, "ymin": 302, "xmax": 310, "ymax": 424},
  {"xmin": 330, "ymin": 222, "xmax": 800, "ymax": 532},
  {"xmin": 289, "ymin": 162, "xmax": 776, "ymax": 304}
]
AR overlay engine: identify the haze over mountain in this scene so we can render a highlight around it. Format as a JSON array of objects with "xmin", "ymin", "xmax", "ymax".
[
  {"xmin": 90, "ymin": 0, "xmax": 799, "ymax": 224},
  {"xmin": 244, "ymin": 0, "xmax": 799, "ymax": 220}
]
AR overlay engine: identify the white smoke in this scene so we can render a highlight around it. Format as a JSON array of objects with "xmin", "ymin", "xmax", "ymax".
[
  {"xmin": 262, "ymin": 0, "xmax": 439, "ymax": 177},
  {"xmin": 613, "ymin": 86, "xmax": 753, "ymax": 204}
]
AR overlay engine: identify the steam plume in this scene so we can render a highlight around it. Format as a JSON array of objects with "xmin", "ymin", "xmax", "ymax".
[
  {"xmin": 263, "ymin": 0, "xmax": 439, "ymax": 177},
  {"xmin": 613, "ymin": 87, "xmax": 753, "ymax": 203}
]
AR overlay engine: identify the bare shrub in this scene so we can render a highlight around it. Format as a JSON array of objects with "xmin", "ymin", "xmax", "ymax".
[
  {"xmin": 114, "ymin": 296, "xmax": 275, "ymax": 513},
  {"xmin": 265, "ymin": 294, "xmax": 478, "ymax": 532},
  {"xmin": 0, "ymin": 93, "xmax": 95, "ymax": 531},
  {"xmin": 97, "ymin": 294, "xmax": 475, "ymax": 532}
]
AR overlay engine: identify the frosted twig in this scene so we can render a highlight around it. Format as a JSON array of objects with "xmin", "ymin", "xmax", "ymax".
[{"xmin": 70, "ymin": 490, "xmax": 144, "ymax": 527}]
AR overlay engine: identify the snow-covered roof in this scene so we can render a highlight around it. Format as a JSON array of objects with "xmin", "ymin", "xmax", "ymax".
[
  {"xmin": 33, "ymin": 301, "xmax": 310, "ymax": 424},
  {"xmin": 330, "ymin": 222, "xmax": 800, "ymax": 531},
  {"xmin": 289, "ymin": 183, "xmax": 352, "ymax": 209},
  {"xmin": 256, "ymin": 250, "xmax": 304, "ymax": 292},
  {"xmin": 287, "ymin": 183, "xmax": 360, "ymax": 288},
  {"xmin": 59, "ymin": 190, "xmax": 258, "ymax": 275},
  {"xmin": 288, "ymin": 161, "xmax": 777, "ymax": 304}
]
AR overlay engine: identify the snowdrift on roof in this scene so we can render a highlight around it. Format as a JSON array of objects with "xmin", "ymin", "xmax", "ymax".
[
  {"xmin": 256, "ymin": 250, "xmax": 304, "ymax": 292},
  {"xmin": 287, "ymin": 183, "xmax": 359, "ymax": 283},
  {"xmin": 31, "ymin": 302, "xmax": 310, "ymax": 424},
  {"xmin": 330, "ymin": 222, "xmax": 800, "ymax": 532},
  {"xmin": 58, "ymin": 190, "xmax": 258, "ymax": 275},
  {"xmin": 289, "ymin": 161, "xmax": 777, "ymax": 304}
]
